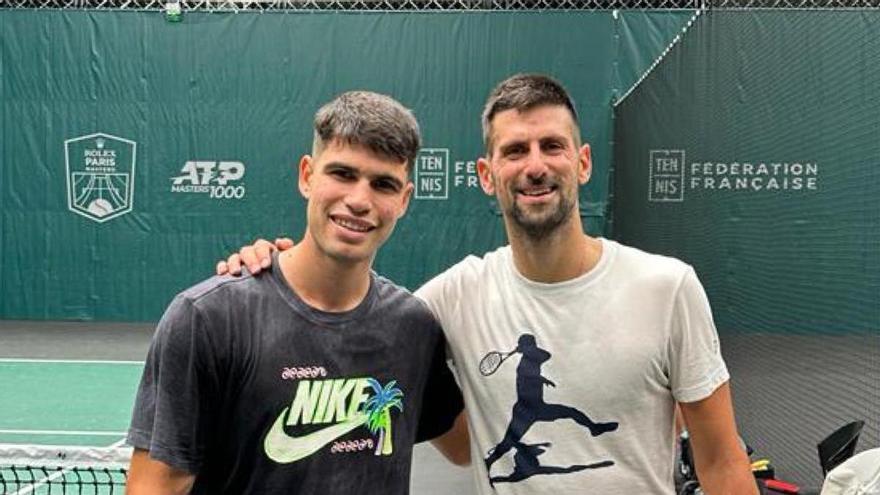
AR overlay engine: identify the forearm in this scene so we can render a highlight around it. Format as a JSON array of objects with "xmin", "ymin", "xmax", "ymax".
[
  {"xmin": 127, "ymin": 449, "xmax": 195, "ymax": 495},
  {"xmin": 430, "ymin": 411, "xmax": 471, "ymax": 466},
  {"xmin": 681, "ymin": 383, "xmax": 758, "ymax": 495},
  {"xmin": 694, "ymin": 451, "xmax": 758, "ymax": 495}
]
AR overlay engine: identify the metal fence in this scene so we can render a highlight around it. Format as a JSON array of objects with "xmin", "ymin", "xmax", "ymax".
[
  {"xmin": 1, "ymin": 0, "xmax": 877, "ymax": 11},
  {"xmin": 714, "ymin": 0, "xmax": 878, "ymax": 6},
  {"xmin": 0, "ymin": 0, "xmax": 690, "ymax": 9}
]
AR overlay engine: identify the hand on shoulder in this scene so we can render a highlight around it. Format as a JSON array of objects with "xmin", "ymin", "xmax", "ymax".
[{"xmin": 215, "ymin": 237, "xmax": 294, "ymax": 276}]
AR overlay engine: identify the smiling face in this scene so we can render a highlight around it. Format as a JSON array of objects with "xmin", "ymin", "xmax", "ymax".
[
  {"xmin": 478, "ymin": 104, "xmax": 591, "ymax": 240},
  {"xmin": 299, "ymin": 140, "xmax": 413, "ymax": 265}
]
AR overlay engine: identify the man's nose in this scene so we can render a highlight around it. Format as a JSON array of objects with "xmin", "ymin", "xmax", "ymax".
[
  {"xmin": 523, "ymin": 147, "xmax": 548, "ymax": 180},
  {"xmin": 344, "ymin": 180, "xmax": 372, "ymax": 214}
]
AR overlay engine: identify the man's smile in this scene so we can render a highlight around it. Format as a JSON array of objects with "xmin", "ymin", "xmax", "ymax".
[
  {"xmin": 330, "ymin": 214, "xmax": 376, "ymax": 234},
  {"xmin": 515, "ymin": 184, "xmax": 558, "ymax": 203}
]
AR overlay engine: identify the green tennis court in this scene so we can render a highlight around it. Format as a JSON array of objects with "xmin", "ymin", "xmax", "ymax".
[
  {"xmin": 0, "ymin": 359, "xmax": 142, "ymax": 494},
  {"xmin": 0, "ymin": 360, "xmax": 142, "ymax": 447}
]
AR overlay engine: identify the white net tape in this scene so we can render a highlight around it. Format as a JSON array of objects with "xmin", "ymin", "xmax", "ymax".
[{"xmin": 0, "ymin": 444, "xmax": 131, "ymax": 470}]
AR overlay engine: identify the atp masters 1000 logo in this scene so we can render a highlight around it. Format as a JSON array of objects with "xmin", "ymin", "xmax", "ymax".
[{"xmin": 65, "ymin": 133, "xmax": 137, "ymax": 223}]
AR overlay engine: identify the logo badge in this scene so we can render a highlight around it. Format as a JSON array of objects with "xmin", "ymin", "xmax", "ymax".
[
  {"xmin": 414, "ymin": 148, "xmax": 450, "ymax": 200},
  {"xmin": 648, "ymin": 149, "xmax": 685, "ymax": 202},
  {"xmin": 264, "ymin": 407, "xmax": 368, "ymax": 464},
  {"xmin": 264, "ymin": 377, "xmax": 404, "ymax": 463},
  {"xmin": 65, "ymin": 133, "xmax": 137, "ymax": 223},
  {"xmin": 170, "ymin": 160, "xmax": 247, "ymax": 200},
  {"xmin": 647, "ymin": 150, "xmax": 819, "ymax": 200}
]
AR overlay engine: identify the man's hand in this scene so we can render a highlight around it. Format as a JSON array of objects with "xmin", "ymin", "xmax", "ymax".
[{"xmin": 215, "ymin": 237, "xmax": 294, "ymax": 276}]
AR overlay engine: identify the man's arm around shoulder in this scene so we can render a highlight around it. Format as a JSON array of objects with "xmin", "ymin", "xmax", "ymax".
[
  {"xmin": 680, "ymin": 382, "xmax": 759, "ymax": 495},
  {"xmin": 127, "ymin": 448, "xmax": 195, "ymax": 495}
]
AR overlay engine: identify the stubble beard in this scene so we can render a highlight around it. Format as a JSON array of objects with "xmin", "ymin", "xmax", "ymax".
[{"xmin": 506, "ymin": 192, "xmax": 575, "ymax": 241}]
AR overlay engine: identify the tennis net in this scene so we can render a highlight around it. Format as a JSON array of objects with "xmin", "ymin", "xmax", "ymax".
[{"xmin": 0, "ymin": 444, "xmax": 130, "ymax": 494}]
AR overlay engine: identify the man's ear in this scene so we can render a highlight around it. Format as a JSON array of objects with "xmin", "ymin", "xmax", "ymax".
[
  {"xmin": 298, "ymin": 155, "xmax": 314, "ymax": 198},
  {"xmin": 397, "ymin": 181, "xmax": 415, "ymax": 219},
  {"xmin": 477, "ymin": 157, "xmax": 495, "ymax": 195},
  {"xmin": 578, "ymin": 144, "xmax": 592, "ymax": 185}
]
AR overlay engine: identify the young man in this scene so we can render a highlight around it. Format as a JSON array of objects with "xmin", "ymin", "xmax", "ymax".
[
  {"xmin": 219, "ymin": 75, "xmax": 757, "ymax": 494},
  {"xmin": 127, "ymin": 91, "xmax": 467, "ymax": 494}
]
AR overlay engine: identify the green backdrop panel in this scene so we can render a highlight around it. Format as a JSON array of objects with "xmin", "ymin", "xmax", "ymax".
[
  {"xmin": 1, "ymin": 9, "xmax": 693, "ymax": 321},
  {"xmin": 612, "ymin": 11, "xmax": 879, "ymax": 487},
  {"xmin": 613, "ymin": 10, "xmax": 879, "ymax": 334}
]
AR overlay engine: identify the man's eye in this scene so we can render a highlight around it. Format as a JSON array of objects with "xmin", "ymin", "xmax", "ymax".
[
  {"xmin": 331, "ymin": 169, "xmax": 355, "ymax": 180},
  {"xmin": 543, "ymin": 141, "xmax": 564, "ymax": 152},
  {"xmin": 373, "ymin": 180, "xmax": 399, "ymax": 192}
]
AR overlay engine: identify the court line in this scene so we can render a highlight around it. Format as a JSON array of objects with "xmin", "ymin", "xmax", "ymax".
[
  {"xmin": 0, "ymin": 429, "xmax": 127, "ymax": 436},
  {"xmin": 0, "ymin": 358, "xmax": 143, "ymax": 365},
  {"xmin": 107, "ymin": 439, "xmax": 127, "ymax": 448}
]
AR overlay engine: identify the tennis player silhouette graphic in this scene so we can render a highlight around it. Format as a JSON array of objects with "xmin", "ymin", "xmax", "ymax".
[{"xmin": 482, "ymin": 334, "xmax": 618, "ymax": 487}]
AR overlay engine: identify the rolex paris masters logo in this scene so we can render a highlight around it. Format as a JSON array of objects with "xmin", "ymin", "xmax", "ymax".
[{"xmin": 65, "ymin": 133, "xmax": 137, "ymax": 223}]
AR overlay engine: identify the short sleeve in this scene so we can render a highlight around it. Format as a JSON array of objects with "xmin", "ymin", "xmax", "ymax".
[
  {"xmin": 415, "ymin": 333, "xmax": 464, "ymax": 442},
  {"xmin": 668, "ymin": 267, "xmax": 730, "ymax": 403},
  {"xmin": 126, "ymin": 295, "xmax": 221, "ymax": 473},
  {"xmin": 414, "ymin": 270, "xmax": 452, "ymax": 327}
]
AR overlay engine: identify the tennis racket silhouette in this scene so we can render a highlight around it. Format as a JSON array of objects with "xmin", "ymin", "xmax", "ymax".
[{"xmin": 479, "ymin": 349, "xmax": 516, "ymax": 376}]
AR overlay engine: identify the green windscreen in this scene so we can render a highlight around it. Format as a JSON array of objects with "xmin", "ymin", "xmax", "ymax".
[
  {"xmin": 613, "ymin": 10, "xmax": 878, "ymax": 334},
  {"xmin": 1, "ymin": 9, "xmax": 694, "ymax": 321},
  {"xmin": 613, "ymin": 10, "xmax": 879, "ymax": 487}
]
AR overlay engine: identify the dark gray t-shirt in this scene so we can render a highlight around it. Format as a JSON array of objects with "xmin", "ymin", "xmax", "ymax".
[{"xmin": 128, "ymin": 258, "xmax": 463, "ymax": 494}]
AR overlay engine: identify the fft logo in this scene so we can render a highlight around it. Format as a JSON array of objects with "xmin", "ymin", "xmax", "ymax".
[
  {"xmin": 170, "ymin": 161, "xmax": 246, "ymax": 200},
  {"xmin": 65, "ymin": 132, "xmax": 137, "ymax": 223},
  {"xmin": 414, "ymin": 149, "xmax": 449, "ymax": 200},
  {"xmin": 648, "ymin": 149, "xmax": 820, "ymax": 202},
  {"xmin": 648, "ymin": 150, "xmax": 685, "ymax": 202}
]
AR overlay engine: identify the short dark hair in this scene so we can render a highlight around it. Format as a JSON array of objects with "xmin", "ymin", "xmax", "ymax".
[
  {"xmin": 313, "ymin": 91, "xmax": 421, "ymax": 172},
  {"xmin": 481, "ymin": 74, "xmax": 580, "ymax": 154}
]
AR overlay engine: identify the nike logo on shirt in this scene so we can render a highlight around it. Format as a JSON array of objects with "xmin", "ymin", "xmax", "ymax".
[{"xmin": 263, "ymin": 407, "xmax": 368, "ymax": 463}]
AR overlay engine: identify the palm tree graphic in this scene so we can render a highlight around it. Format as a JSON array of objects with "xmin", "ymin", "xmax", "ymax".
[{"xmin": 364, "ymin": 379, "xmax": 404, "ymax": 456}]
